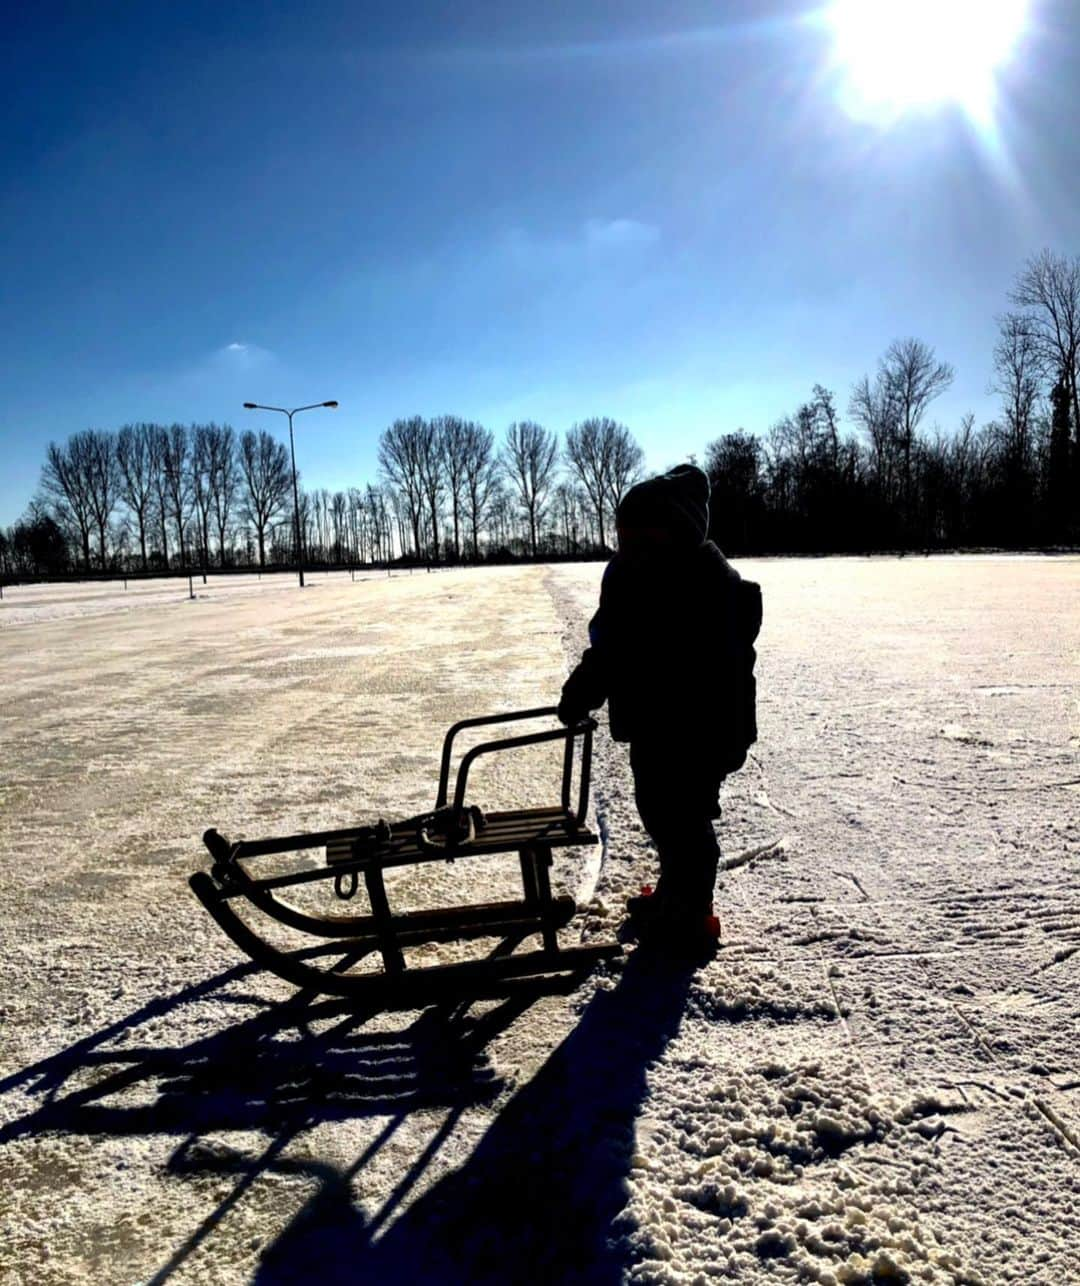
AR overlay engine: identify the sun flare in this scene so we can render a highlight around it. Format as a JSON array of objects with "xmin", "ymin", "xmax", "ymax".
[{"xmin": 827, "ymin": 0, "xmax": 1028, "ymax": 125}]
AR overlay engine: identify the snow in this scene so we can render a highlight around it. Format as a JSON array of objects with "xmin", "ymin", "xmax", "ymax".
[{"xmin": 1, "ymin": 556, "xmax": 1078, "ymax": 1284}]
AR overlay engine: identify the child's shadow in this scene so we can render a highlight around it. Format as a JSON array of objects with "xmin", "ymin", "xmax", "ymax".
[{"xmin": 253, "ymin": 947, "xmax": 698, "ymax": 1286}]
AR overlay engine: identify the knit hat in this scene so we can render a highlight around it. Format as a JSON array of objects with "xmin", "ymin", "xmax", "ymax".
[{"xmin": 615, "ymin": 463, "xmax": 710, "ymax": 545}]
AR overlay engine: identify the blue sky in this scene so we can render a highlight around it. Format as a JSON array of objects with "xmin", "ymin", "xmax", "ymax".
[{"xmin": 2, "ymin": 0, "xmax": 1078, "ymax": 525}]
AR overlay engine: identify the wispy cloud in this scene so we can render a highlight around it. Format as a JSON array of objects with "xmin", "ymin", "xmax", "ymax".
[{"xmin": 214, "ymin": 341, "xmax": 275, "ymax": 368}]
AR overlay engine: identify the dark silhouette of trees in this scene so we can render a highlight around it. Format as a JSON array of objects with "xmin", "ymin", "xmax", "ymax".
[
  {"xmin": 704, "ymin": 432, "xmax": 766, "ymax": 553},
  {"xmin": 1, "ymin": 508, "xmax": 69, "ymax": 577}
]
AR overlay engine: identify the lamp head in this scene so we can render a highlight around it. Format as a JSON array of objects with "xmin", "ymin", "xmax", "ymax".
[
  {"xmin": 323, "ymin": 401, "xmax": 339, "ymax": 408},
  {"xmin": 243, "ymin": 402, "xmax": 257, "ymax": 409}
]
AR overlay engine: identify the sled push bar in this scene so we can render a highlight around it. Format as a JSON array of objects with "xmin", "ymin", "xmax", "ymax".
[
  {"xmin": 436, "ymin": 705, "xmax": 593, "ymax": 817},
  {"xmin": 191, "ymin": 708, "xmax": 620, "ymax": 1004}
]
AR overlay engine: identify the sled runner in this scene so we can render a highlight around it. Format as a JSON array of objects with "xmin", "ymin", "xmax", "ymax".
[{"xmin": 190, "ymin": 708, "xmax": 621, "ymax": 1005}]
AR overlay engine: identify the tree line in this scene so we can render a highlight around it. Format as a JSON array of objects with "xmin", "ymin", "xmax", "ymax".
[
  {"xmin": 3, "ymin": 249, "xmax": 1077, "ymax": 580},
  {"xmin": 0, "ymin": 415, "xmax": 645, "ymax": 577}
]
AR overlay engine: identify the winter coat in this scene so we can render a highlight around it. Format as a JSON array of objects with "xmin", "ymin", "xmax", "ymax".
[{"xmin": 561, "ymin": 540, "xmax": 752, "ymax": 757}]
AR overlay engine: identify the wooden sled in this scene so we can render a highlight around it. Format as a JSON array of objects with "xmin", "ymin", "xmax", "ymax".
[{"xmin": 190, "ymin": 707, "xmax": 621, "ymax": 1005}]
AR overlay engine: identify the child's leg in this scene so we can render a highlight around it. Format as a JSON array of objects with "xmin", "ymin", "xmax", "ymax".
[{"xmin": 629, "ymin": 742, "xmax": 722, "ymax": 912}]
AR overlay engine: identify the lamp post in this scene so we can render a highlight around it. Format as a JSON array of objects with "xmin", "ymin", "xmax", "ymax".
[{"xmin": 242, "ymin": 400, "xmax": 338, "ymax": 587}]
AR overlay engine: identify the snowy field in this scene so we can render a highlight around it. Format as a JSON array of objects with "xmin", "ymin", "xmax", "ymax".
[{"xmin": 1, "ymin": 557, "xmax": 1078, "ymax": 1285}]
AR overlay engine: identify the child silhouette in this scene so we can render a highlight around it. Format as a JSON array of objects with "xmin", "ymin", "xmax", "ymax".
[{"xmin": 558, "ymin": 464, "xmax": 761, "ymax": 954}]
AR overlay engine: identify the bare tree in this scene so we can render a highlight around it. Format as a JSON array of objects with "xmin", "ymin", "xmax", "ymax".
[
  {"xmin": 879, "ymin": 338, "xmax": 954, "ymax": 510},
  {"xmin": 811, "ymin": 384, "xmax": 841, "ymax": 469},
  {"xmin": 146, "ymin": 425, "xmax": 171, "ymax": 568},
  {"xmin": 116, "ymin": 424, "xmax": 157, "ymax": 570},
  {"xmin": 378, "ymin": 418, "xmax": 426, "ymax": 558},
  {"xmin": 82, "ymin": 429, "xmax": 120, "ymax": 569},
  {"xmin": 605, "ymin": 422, "xmax": 644, "ymax": 515},
  {"xmin": 565, "ymin": 416, "xmax": 626, "ymax": 551},
  {"xmin": 207, "ymin": 424, "xmax": 238, "ymax": 566},
  {"xmin": 501, "ymin": 421, "xmax": 558, "ymax": 557},
  {"xmin": 415, "ymin": 419, "xmax": 445, "ymax": 561},
  {"xmin": 388, "ymin": 487, "xmax": 411, "ymax": 561},
  {"xmin": 361, "ymin": 483, "xmax": 385, "ymax": 562},
  {"xmin": 1010, "ymin": 249, "xmax": 1080, "ymax": 435},
  {"xmin": 553, "ymin": 481, "xmax": 585, "ymax": 555},
  {"xmin": 992, "ymin": 313, "xmax": 1042, "ymax": 476},
  {"xmin": 190, "ymin": 425, "xmax": 216, "ymax": 571},
  {"xmin": 438, "ymin": 416, "xmax": 470, "ymax": 561},
  {"xmin": 462, "ymin": 422, "xmax": 496, "ymax": 559},
  {"xmin": 162, "ymin": 424, "xmax": 193, "ymax": 568},
  {"xmin": 41, "ymin": 435, "xmax": 95, "ymax": 570},
  {"xmin": 331, "ymin": 490, "xmax": 347, "ymax": 562},
  {"xmin": 487, "ymin": 482, "xmax": 515, "ymax": 552},
  {"xmin": 848, "ymin": 372, "xmax": 901, "ymax": 500},
  {"xmin": 239, "ymin": 429, "xmax": 291, "ymax": 567}
]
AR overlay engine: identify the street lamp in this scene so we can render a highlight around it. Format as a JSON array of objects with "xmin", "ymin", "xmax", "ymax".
[{"xmin": 242, "ymin": 400, "xmax": 338, "ymax": 587}]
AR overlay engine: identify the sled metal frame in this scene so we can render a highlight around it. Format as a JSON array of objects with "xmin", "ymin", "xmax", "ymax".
[{"xmin": 190, "ymin": 707, "xmax": 620, "ymax": 1005}]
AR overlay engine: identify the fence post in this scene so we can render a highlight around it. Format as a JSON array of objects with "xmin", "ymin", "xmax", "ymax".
[{"xmin": 189, "ymin": 573, "xmax": 195, "ymax": 600}]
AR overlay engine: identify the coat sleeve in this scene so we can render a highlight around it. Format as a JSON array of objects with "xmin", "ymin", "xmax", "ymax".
[{"xmin": 559, "ymin": 561, "xmax": 618, "ymax": 714}]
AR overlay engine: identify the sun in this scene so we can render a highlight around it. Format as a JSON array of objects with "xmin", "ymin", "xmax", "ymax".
[{"xmin": 826, "ymin": 0, "xmax": 1029, "ymax": 125}]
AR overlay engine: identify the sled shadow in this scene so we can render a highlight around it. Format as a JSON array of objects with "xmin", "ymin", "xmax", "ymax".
[
  {"xmin": 247, "ymin": 946, "xmax": 698, "ymax": 1285},
  {"xmin": 0, "ymin": 960, "xmax": 560, "ymax": 1146}
]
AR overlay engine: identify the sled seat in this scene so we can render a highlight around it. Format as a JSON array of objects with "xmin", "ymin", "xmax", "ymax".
[{"xmin": 322, "ymin": 806, "xmax": 592, "ymax": 869}]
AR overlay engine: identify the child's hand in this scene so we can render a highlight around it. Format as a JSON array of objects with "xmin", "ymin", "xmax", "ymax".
[{"xmin": 556, "ymin": 696, "xmax": 588, "ymax": 726}]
